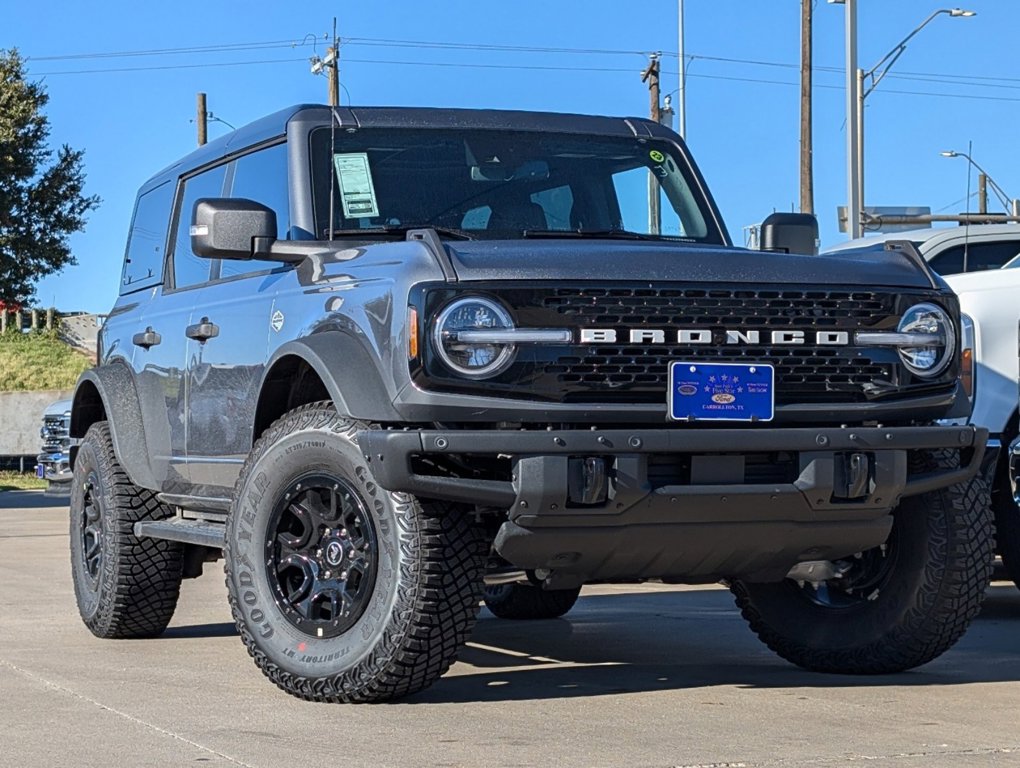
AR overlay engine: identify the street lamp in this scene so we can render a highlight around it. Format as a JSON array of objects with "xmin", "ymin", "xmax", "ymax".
[
  {"xmin": 834, "ymin": 3, "xmax": 976, "ymax": 237},
  {"xmin": 940, "ymin": 150, "xmax": 1013, "ymax": 213}
]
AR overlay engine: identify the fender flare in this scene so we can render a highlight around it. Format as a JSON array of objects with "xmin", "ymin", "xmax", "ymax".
[
  {"xmin": 260, "ymin": 332, "xmax": 403, "ymax": 424},
  {"xmin": 70, "ymin": 364, "xmax": 160, "ymax": 491}
]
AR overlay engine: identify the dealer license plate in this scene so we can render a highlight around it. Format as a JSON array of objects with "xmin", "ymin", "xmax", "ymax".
[{"xmin": 668, "ymin": 362, "xmax": 775, "ymax": 422}]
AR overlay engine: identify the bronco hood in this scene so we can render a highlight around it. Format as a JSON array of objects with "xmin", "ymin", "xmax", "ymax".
[{"xmin": 443, "ymin": 240, "xmax": 938, "ymax": 288}]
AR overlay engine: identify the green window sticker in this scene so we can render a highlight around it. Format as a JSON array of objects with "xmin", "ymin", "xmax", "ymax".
[{"xmin": 333, "ymin": 152, "xmax": 380, "ymax": 218}]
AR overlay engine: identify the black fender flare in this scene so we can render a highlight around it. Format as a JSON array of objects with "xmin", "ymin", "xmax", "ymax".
[
  {"xmin": 260, "ymin": 332, "xmax": 403, "ymax": 424},
  {"xmin": 70, "ymin": 363, "xmax": 160, "ymax": 491}
]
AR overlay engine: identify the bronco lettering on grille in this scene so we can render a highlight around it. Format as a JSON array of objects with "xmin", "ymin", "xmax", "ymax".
[{"xmin": 578, "ymin": 329, "xmax": 851, "ymax": 345}]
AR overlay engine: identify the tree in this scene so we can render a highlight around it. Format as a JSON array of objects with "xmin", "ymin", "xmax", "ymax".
[{"xmin": 0, "ymin": 48, "xmax": 99, "ymax": 304}]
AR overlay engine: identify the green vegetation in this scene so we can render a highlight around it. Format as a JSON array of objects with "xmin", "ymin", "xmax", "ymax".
[
  {"xmin": 0, "ymin": 48, "xmax": 100, "ymax": 305},
  {"xmin": 0, "ymin": 471, "xmax": 47, "ymax": 491},
  {"xmin": 0, "ymin": 330, "xmax": 92, "ymax": 391}
]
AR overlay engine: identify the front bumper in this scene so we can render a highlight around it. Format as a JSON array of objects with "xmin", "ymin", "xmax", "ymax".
[{"xmin": 361, "ymin": 425, "xmax": 986, "ymax": 583}]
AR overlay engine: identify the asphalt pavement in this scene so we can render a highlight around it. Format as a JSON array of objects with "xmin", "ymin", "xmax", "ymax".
[{"xmin": 2, "ymin": 489, "xmax": 1019, "ymax": 768}]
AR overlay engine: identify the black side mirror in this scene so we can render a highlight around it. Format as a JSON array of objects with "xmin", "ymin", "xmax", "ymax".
[
  {"xmin": 760, "ymin": 212, "xmax": 819, "ymax": 255},
  {"xmin": 191, "ymin": 198, "xmax": 277, "ymax": 261}
]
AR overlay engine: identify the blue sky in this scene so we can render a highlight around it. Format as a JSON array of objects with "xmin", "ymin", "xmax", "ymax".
[{"xmin": 5, "ymin": 1, "xmax": 1016, "ymax": 313}]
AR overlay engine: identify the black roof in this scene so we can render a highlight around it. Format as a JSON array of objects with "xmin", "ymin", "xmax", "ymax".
[{"xmin": 140, "ymin": 104, "xmax": 671, "ymax": 194}]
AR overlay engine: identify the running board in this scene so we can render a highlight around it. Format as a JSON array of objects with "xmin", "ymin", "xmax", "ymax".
[{"xmin": 135, "ymin": 518, "xmax": 226, "ymax": 549}]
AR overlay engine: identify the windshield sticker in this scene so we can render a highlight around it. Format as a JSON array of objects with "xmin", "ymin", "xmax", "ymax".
[{"xmin": 333, "ymin": 153, "xmax": 380, "ymax": 218}]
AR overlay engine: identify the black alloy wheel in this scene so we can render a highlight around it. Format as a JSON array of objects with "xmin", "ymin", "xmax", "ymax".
[
  {"xmin": 266, "ymin": 475, "xmax": 378, "ymax": 639},
  {"xmin": 79, "ymin": 472, "xmax": 103, "ymax": 586},
  {"xmin": 797, "ymin": 541, "xmax": 898, "ymax": 610}
]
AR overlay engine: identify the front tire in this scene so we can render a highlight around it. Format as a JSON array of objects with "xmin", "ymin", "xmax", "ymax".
[
  {"xmin": 224, "ymin": 403, "xmax": 487, "ymax": 703},
  {"xmin": 69, "ymin": 422, "xmax": 183, "ymax": 638},
  {"xmin": 731, "ymin": 450, "xmax": 994, "ymax": 674}
]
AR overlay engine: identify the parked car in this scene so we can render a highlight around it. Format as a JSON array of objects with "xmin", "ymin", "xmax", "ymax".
[
  {"xmin": 68, "ymin": 104, "xmax": 991, "ymax": 703},
  {"xmin": 36, "ymin": 398, "xmax": 72, "ymax": 495},
  {"xmin": 823, "ymin": 223, "xmax": 1020, "ymax": 276},
  {"xmin": 827, "ymin": 226, "xmax": 1020, "ymax": 589}
]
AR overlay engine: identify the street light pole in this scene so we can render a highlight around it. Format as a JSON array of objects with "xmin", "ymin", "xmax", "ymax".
[
  {"xmin": 940, "ymin": 150, "xmax": 1013, "ymax": 212},
  {"xmin": 856, "ymin": 9, "xmax": 975, "ymax": 230},
  {"xmin": 677, "ymin": 0, "xmax": 686, "ymax": 139},
  {"xmin": 844, "ymin": 0, "xmax": 861, "ymax": 238},
  {"xmin": 834, "ymin": 2, "xmax": 975, "ymax": 238}
]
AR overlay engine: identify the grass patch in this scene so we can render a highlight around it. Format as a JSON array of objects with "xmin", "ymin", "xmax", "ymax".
[
  {"xmin": 0, "ymin": 329, "xmax": 92, "ymax": 391},
  {"xmin": 0, "ymin": 471, "xmax": 47, "ymax": 492}
]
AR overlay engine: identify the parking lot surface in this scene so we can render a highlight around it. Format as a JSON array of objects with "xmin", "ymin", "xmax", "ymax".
[{"xmin": 2, "ymin": 490, "xmax": 1019, "ymax": 767}]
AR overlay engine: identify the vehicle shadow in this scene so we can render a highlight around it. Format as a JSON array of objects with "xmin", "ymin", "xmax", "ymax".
[
  {"xmin": 161, "ymin": 622, "xmax": 238, "ymax": 639},
  {"xmin": 0, "ymin": 490, "xmax": 68, "ymax": 511},
  {"xmin": 406, "ymin": 583, "xmax": 1020, "ymax": 704}
]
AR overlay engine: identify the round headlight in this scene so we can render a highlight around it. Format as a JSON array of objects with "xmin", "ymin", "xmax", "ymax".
[
  {"xmin": 897, "ymin": 302, "xmax": 955, "ymax": 377},
  {"xmin": 432, "ymin": 297, "xmax": 516, "ymax": 378}
]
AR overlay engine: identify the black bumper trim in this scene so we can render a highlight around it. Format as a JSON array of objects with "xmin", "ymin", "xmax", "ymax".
[{"xmin": 361, "ymin": 425, "xmax": 986, "ymax": 507}]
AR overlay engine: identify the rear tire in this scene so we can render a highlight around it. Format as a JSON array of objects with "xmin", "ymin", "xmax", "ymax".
[
  {"xmin": 484, "ymin": 583, "xmax": 581, "ymax": 620},
  {"xmin": 224, "ymin": 402, "xmax": 487, "ymax": 703},
  {"xmin": 731, "ymin": 450, "xmax": 993, "ymax": 674},
  {"xmin": 992, "ymin": 461, "xmax": 1020, "ymax": 591},
  {"xmin": 69, "ymin": 422, "xmax": 183, "ymax": 639}
]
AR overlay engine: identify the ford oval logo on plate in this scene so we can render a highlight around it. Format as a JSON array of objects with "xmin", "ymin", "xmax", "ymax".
[{"xmin": 668, "ymin": 362, "xmax": 775, "ymax": 422}]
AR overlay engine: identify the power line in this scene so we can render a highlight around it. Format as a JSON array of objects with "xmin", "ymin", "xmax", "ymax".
[
  {"xmin": 28, "ymin": 55, "xmax": 1020, "ymax": 104},
  {"xmin": 27, "ymin": 34, "xmax": 1020, "ymax": 90},
  {"xmin": 24, "ymin": 36, "xmax": 1020, "ymax": 104}
]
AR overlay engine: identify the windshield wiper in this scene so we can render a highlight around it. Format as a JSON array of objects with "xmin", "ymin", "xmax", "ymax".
[
  {"xmin": 326, "ymin": 225, "xmax": 475, "ymax": 241},
  {"xmin": 521, "ymin": 228, "xmax": 661, "ymax": 241}
]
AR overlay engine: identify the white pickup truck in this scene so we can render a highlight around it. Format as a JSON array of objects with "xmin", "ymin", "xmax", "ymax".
[{"xmin": 826, "ymin": 224, "xmax": 1020, "ymax": 589}]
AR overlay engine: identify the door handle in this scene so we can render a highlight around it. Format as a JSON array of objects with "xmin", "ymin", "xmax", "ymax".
[
  {"xmin": 132, "ymin": 327, "xmax": 162, "ymax": 349},
  {"xmin": 185, "ymin": 317, "xmax": 220, "ymax": 342}
]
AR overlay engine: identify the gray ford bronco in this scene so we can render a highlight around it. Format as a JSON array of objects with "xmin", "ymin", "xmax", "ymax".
[{"xmin": 69, "ymin": 104, "xmax": 993, "ymax": 703}]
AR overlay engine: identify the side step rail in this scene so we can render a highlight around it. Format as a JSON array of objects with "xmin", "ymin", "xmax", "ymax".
[{"xmin": 135, "ymin": 518, "xmax": 226, "ymax": 549}]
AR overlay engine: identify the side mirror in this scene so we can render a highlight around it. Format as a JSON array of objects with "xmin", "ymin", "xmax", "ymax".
[
  {"xmin": 760, "ymin": 212, "xmax": 819, "ymax": 255},
  {"xmin": 191, "ymin": 198, "xmax": 277, "ymax": 261}
]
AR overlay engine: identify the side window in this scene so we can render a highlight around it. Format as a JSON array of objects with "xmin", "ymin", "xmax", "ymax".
[
  {"xmin": 530, "ymin": 185, "xmax": 574, "ymax": 230},
  {"xmin": 964, "ymin": 241, "xmax": 1020, "ymax": 271},
  {"xmin": 120, "ymin": 181, "xmax": 174, "ymax": 294},
  {"xmin": 927, "ymin": 247, "xmax": 964, "ymax": 276},
  {"xmin": 930, "ymin": 241, "xmax": 1020, "ymax": 275},
  {"xmin": 220, "ymin": 143, "xmax": 290, "ymax": 280},
  {"xmin": 172, "ymin": 165, "xmax": 227, "ymax": 289}
]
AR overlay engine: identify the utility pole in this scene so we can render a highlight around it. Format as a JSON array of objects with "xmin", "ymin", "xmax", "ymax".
[
  {"xmin": 197, "ymin": 92, "xmax": 208, "ymax": 146},
  {"xmin": 799, "ymin": 0, "xmax": 813, "ymax": 215},
  {"xmin": 327, "ymin": 17, "xmax": 339, "ymax": 107},
  {"xmin": 844, "ymin": 0, "xmax": 862, "ymax": 238},
  {"xmin": 677, "ymin": 0, "xmax": 686, "ymax": 139},
  {"xmin": 642, "ymin": 53, "xmax": 662, "ymax": 234}
]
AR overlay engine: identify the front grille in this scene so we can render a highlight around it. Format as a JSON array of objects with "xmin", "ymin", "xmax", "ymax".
[
  {"xmin": 41, "ymin": 416, "xmax": 70, "ymax": 453},
  {"xmin": 540, "ymin": 287, "xmax": 898, "ymax": 403},
  {"xmin": 418, "ymin": 283, "xmax": 957, "ymax": 408}
]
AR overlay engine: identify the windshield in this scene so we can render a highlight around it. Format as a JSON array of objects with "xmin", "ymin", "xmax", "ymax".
[{"xmin": 310, "ymin": 127, "xmax": 723, "ymax": 243}]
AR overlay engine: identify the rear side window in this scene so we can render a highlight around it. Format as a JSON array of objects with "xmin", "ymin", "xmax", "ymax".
[
  {"xmin": 219, "ymin": 143, "xmax": 290, "ymax": 280},
  {"xmin": 171, "ymin": 165, "xmax": 227, "ymax": 289},
  {"xmin": 928, "ymin": 240, "xmax": 1020, "ymax": 275},
  {"xmin": 120, "ymin": 181, "xmax": 174, "ymax": 294}
]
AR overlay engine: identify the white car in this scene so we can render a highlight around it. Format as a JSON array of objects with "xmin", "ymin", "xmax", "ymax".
[
  {"xmin": 826, "ymin": 225, "xmax": 1020, "ymax": 588},
  {"xmin": 824, "ymin": 224, "xmax": 1020, "ymax": 275}
]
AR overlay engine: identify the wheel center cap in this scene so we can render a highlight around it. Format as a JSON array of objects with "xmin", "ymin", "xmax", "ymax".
[{"xmin": 324, "ymin": 540, "xmax": 344, "ymax": 567}]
